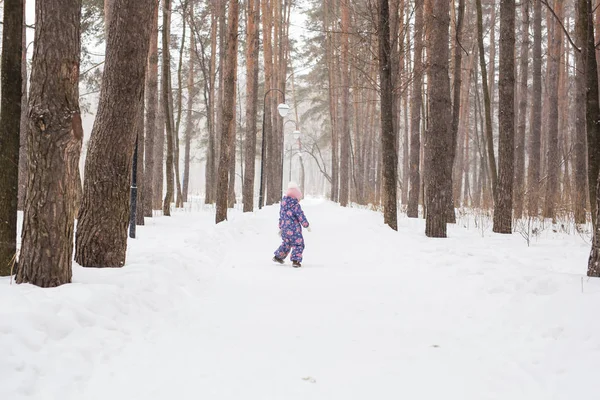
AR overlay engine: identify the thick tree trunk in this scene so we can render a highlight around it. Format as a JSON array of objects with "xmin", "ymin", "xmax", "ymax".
[
  {"xmin": 145, "ymin": 3, "xmax": 159, "ymax": 216},
  {"xmin": 378, "ymin": 0, "xmax": 398, "ymax": 230},
  {"xmin": 425, "ymin": 0, "xmax": 451, "ymax": 238},
  {"xmin": 0, "ymin": 0, "xmax": 24, "ymax": 276},
  {"xmin": 543, "ymin": 0, "xmax": 562, "ymax": 220},
  {"xmin": 574, "ymin": 0, "xmax": 588, "ymax": 224},
  {"xmin": 17, "ymin": 0, "xmax": 79, "ymax": 285},
  {"xmin": 514, "ymin": 0, "xmax": 529, "ymax": 219},
  {"xmin": 215, "ymin": 0, "xmax": 239, "ymax": 223},
  {"xmin": 162, "ymin": 0, "xmax": 175, "ymax": 216},
  {"xmin": 527, "ymin": 0, "xmax": 543, "ymax": 216},
  {"xmin": 493, "ymin": 0, "xmax": 515, "ymax": 234},
  {"xmin": 75, "ymin": 0, "xmax": 157, "ymax": 268},
  {"xmin": 407, "ymin": 0, "xmax": 424, "ymax": 218},
  {"xmin": 242, "ymin": 0, "xmax": 260, "ymax": 212}
]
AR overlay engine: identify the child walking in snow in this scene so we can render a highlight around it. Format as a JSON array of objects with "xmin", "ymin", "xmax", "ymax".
[{"xmin": 273, "ymin": 182, "xmax": 310, "ymax": 268}]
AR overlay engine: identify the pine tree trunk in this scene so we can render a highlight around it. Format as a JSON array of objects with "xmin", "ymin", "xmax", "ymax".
[
  {"xmin": 214, "ymin": 0, "xmax": 226, "ymax": 204},
  {"xmin": 493, "ymin": 0, "xmax": 515, "ymax": 233},
  {"xmin": 585, "ymin": 0, "xmax": 600, "ymax": 227},
  {"xmin": 174, "ymin": 9, "xmax": 186, "ymax": 208},
  {"xmin": 379, "ymin": 0, "xmax": 398, "ymax": 230},
  {"xmin": 0, "ymin": 0, "xmax": 23, "ymax": 276},
  {"xmin": 574, "ymin": 0, "xmax": 588, "ymax": 224},
  {"xmin": 447, "ymin": 0, "xmax": 465, "ymax": 223},
  {"xmin": 227, "ymin": 82, "xmax": 237, "ymax": 208},
  {"xmin": 476, "ymin": 0, "xmax": 498, "ymax": 196},
  {"xmin": 339, "ymin": 0, "xmax": 351, "ymax": 206},
  {"xmin": 215, "ymin": 0, "xmax": 239, "ymax": 223},
  {"xmin": 261, "ymin": 0, "xmax": 275, "ymax": 206},
  {"xmin": 542, "ymin": 0, "xmax": 562, "ymax": 220},
  {"xmin": 204, "ymin": 11, "xmax": 217, "ymax": 205},
  {"xmin": 154, "ymin": 83, "xmax": 165, "ymax": 209},
  {"xmin": 145, "ymin": 3, "xmax": 159, "ymax": 216},
  {"xmin": 514, "ymin": 0, "xmax": 529, "ymax": 219},
  {"xmin": 425, "ymin": 0, "xmax": 451, "ymax": 238},
  {"xmin": 17, "ymin": 0, "xmax": 79, "ymax": 285},
  {"xmin": 242, "ymin": 0, "xmax": 260, "ymax": 212},
  {"xmin": 407, "ymin": 0, "xmax": 424, "ymax": 218},
  {"xmin": 17, "ymin": 1, "xmax": 27, "ymax": 211},
  {"xmin": 183, "ymin": 10, "xmax": 195, "ymax": 204},
  {"xmin": 75, "ymin": 0, "xmax": 157, "ymax": 268},
  {"xmin": 162, "ymin": 0, "xmax": 175, "ymax": 216},
  {"xmin": 527, "ymin": 0, "xmax": 543, "ymax": 216}
]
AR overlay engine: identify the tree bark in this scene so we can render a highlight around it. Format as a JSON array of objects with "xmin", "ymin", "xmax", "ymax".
[
  {"xmin": 162, "ymin": 0, "xmax": 175, "ymax": 216},
  {"xmin": 17, "ymin": 0, "xmax": 80, "ymax": 286},
  {"xmin": 542, "ymin": 0, "xmax": 562, "ymax": 220},
  {"xmin": 204, "ymin": 10, "xmax": 217, "ymax": 205},
  {"xmin": 585, "ymin": 0, "xmax": 600, "ymax": 227},
  {"xmin": 242, "ymin": 0, "xmax": 260, "ymax": 212},
  {"xmin": 447, "ymin": 0, "xmax": 465, "ymax": 223},
  {"xmin": 75, "ymin": 0, "xmax": 157, "ymax": 268},
  {"xmin": 215, "ymin": 0, "xmax": 239, "ymax": 223},
  {"xmin": 261, "ymin": 0, "xmax": 275, "ymax": 206},
  {"xmin": 17, "ymin": 0, "xmax": 27, "ymax": 211},
  {"xmin": 378, "ymin": 0, "xmax": 398, "ymax": 230},
  {"xmin": 145, "ymin": 3, "xmax": 159, "ymax": 216},
  {"xmin": 493, "ymin": 0, "xmax": 515, "ymax": 233},
  {"xmin": 425, "ymin": 0, "xmax": 451, "ymax": 238},
  {"xmin": 0, "ymin": 0, "xmax": 24, "ymax": 276},
  {"xmin": 183, "ymin": 8, "xmax": 195, "ymax": 204},
  {"xmin": 174, "ymin": 6, "xmax": 186, "ymax": 208},
  {"xmin": 527, "ymin": 0, "xmax": 543, "ymax": 216},
  {"xmin": 407, "ymin": 0, "xmax": 424, "ymax": 218},
  {"xmin": 476, "ymin": 0, "xmax": 498, "ymax": 196},
  {"xmin": 339, "ymin": 0, "xmax": 351, "ymax": 206},
  {"xmin": 574, "ymin": 0, "xmax": 588, "ymax": 224},
  {"xmin": 514, "ymin": 0, "xmax": 529, "ymax": 219}
]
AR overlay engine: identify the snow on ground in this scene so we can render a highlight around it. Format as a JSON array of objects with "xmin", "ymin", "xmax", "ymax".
[{"xmin": 1, "ymin": 198, "xmax": 599, "ymax": 400}]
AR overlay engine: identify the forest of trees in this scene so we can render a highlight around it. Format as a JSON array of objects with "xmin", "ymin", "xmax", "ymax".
[{"xmin": 1, "ymin": 0, "xmax": 600, "ymax": 287}]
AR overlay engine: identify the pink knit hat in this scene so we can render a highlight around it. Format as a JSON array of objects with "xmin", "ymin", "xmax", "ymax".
[{"xmin": 286, "ymin": 181, "xmax": 302, "ymax": 200}]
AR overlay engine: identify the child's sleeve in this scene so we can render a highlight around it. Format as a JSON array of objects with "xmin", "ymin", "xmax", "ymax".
[{"xmin": 293, "ymin": 204, "xmax": 310, "ymax": 228}]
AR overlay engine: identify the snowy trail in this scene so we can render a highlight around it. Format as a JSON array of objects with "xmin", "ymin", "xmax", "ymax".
[{"xmin": 2, "ymin": 199, "xmax": 600, "ymax": 399}]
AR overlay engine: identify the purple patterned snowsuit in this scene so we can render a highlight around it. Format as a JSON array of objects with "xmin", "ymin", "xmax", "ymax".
[{"xmin": 274, "ymin": 196, "xmax": 309, "ymax": 262}]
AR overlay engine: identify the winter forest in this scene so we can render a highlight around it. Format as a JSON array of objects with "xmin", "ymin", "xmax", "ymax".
[{"xmin": 1, "ymin": 0, "xmax": 599, "ymax": 398}]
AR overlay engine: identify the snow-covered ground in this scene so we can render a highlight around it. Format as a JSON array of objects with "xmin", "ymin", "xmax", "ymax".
[{"xmin": 1, "ymin": 198, "xmax": 599, "ymax": 400}]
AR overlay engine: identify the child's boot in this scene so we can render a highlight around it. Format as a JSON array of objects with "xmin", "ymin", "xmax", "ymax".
[
  {"xmin": 273, "ymin": 256, "xmax": 284, "ymax": 264},
  {"xmin": 292, "ymin": 261, "xmax": 301, "ymax": 268}
]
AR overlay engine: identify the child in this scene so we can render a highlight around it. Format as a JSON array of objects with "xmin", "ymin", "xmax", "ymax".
[{"xmin": 273, "ymin": 182, "xmax": 310, "ymax": 268}]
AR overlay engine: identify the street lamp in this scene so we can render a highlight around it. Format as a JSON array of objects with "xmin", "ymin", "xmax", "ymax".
[
  {"xmin": 129, "ymin": 137, "xmax": 139, "ymax": 238},
  {"xmin": 287, "ymin": 129, "xmax": 301, "ymax": 183},
  {"xmin": 259, "ymin": 88, "xmax": 288, "ymax": 209}
]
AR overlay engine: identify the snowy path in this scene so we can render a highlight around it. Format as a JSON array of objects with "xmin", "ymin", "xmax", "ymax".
[{"xmin": 2, "ymin": 199, "xmax": 600, "ymax": 399}]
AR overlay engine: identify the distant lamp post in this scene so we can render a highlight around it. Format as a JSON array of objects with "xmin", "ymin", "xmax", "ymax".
[
  {"xmin": 129, "ymin": 137, "xmax": 139, "ymax": 238},
  {"xmin": 259, "ymin": 88, "xmax": 288, "ymax": 209},
  {"xmin": 287, "ymin": 129, "xmax": 302, "ymax": 182}
]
